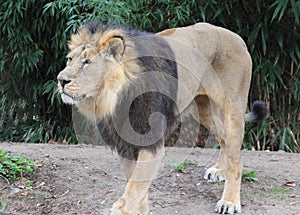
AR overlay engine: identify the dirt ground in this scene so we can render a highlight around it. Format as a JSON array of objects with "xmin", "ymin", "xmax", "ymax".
[{"xmin": 0, "ymin": 143, "xmax": 299, "ymax": 215}]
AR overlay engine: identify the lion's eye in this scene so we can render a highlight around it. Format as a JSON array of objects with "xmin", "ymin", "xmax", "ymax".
[{"xmin": 82, "ymin": 59, "xmax": 91, "ymax": 67}]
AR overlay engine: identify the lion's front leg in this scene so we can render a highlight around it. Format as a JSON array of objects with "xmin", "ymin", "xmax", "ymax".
[
  {"xmin": 110, "ymin": 182, "xmax": 149, "ymax": 215},
  {"xmin": 110, "ymin": 147, "xmax": 164, "ymax": 215}
]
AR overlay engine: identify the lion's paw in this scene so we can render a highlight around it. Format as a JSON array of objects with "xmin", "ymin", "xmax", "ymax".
[
  {"xmin": 110, "ymin": 198, "xmax": 126, "ymax": 215},
  {"xmin": 204, "ymin": 167, "xmax": 225, "ymax": 182},
  {"xmin": 215, "ymin": 200, "xmax": 241, "ymax": 214},
  {"xmin": 110, "ymin": 197, "xmax": 149, "ymax": 215}
]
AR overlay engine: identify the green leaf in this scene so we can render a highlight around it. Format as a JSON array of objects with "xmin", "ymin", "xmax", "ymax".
[
  {"xmin": 242, "ymin": 170, "xmax": 259, "ymax": 182},
  {"xmin": 261, "ymin": 24, "xmax": 267, "ymax": 55},
  {"xmin": 269, "ymin": 69, "xmax": 275, "ymax": 90},
  {"xmin": 276, "ymin": 33, "xmax": 284, "ymax": 51},
  {"xmin": 273, "ymin": 66, "xmax": 287, "ymax": 89},
  {"xmin": 280, "ymin": 127, "xmax": 287, "ymax": 150},
  {"xmin": 271, "ymin": 0, "xmax": 289, "ymax": 23},
  {"xmin": 291, "ymin": 0, "xmax": 300, "ymax": 24},
  {"xmin": 255, "ymin": 0, "xmax": 262, "ymax": 14}
]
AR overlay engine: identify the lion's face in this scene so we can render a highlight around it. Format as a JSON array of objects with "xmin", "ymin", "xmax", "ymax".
[
  {"xmin": 57, "ymin": 28, "xmax": 127, "ymax": 105},
  {"xmin": 58, "ymin": 45, "xmax": 113, "ymax": 104}
]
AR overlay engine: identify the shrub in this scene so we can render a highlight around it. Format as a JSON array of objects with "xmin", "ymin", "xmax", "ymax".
[{"xmin": 0, "ymin": 149, "xmax": 40, "ymax": 180}]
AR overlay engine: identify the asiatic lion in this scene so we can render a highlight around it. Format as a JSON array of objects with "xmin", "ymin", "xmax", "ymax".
[{"xmin": 57, "ymin": 22, "xmax": 266, "ymax": 214}]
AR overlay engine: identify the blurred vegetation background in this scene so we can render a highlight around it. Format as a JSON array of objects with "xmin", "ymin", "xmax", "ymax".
[{"xmin": 0, "ymin": 0, "xmax": 299, "ymax": 152}]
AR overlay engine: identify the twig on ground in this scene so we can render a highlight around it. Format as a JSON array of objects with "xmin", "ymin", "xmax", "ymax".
[{"xmin": 0, "ymin": 174, "xmax": 10, "ymax": 191}]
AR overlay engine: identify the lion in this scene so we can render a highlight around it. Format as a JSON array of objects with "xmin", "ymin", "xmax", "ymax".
[{"xmin": 57, "ymin": 22, "xmax": 267, "ymax": 214}]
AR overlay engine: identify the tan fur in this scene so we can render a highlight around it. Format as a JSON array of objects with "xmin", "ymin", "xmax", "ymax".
[
  {"xmin": 157, "ymin": 28, "xmax": 176, "ymax": 36},
  {"xmin": 159, "ymin": 23, "xmax": 251, "ymax": 213},
  {"xmin": 58, "ymin": 22, "xmax": 254, "ymax": 214}
]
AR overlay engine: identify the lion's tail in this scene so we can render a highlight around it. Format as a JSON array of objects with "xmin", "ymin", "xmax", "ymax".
[{"xmin": 244, "ymin": 101, "xmax": 267, "ymax": 123}]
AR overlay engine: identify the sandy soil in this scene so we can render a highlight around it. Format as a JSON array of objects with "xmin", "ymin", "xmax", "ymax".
[{"xmin": 0, "ymin": 143, "xmax": 299, "ymax": 215}]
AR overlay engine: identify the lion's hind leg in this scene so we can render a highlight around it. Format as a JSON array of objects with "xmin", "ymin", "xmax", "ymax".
[
  {"xmin": 213, "ymin": 105, "xmax": 244, "ymax": 214},
  {"xmin": 193, "ymin": 95, "xmax": 243, "ymax": 214},
  {"xmin": 110, "ymin": 147, "xmax": 164, "ymax": 215},
  {"xmin": 204, "ymin": 117, "xmax": 243, "ymax": 214}
]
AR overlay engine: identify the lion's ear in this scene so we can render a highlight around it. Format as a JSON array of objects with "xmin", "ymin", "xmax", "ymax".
[{"xmin": 98, "ymin": 35, "xmax": 125, "ymax": 60}]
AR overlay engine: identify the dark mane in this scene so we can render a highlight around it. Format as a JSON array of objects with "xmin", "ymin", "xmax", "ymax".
[
  {"xmin": 84, "ymin": 21, "xmax": 153, "ymax": 37},
  {"xmin": 94, "ymin": 23, "xmax": 178, "ymax": 160}
]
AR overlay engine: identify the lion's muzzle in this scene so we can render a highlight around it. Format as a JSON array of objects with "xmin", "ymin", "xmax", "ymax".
[{"xmin": 57, "ymin": 75, "xmax": 86, "ymax": 104}]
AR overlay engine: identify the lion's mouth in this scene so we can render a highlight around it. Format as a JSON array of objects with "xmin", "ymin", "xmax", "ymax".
[{"xmin": 61, "ymin": 91, "xmax": 86, "ymax": 103}]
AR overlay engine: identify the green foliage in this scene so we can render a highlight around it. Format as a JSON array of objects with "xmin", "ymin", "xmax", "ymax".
[
  {"xmin": 0, "ymin": 0, "xmax": 299, "ymax": 151},
  {"xmin": 0, "ymin": 0, "xmax": 75, "ymax": 143},
  {"xmin": 170, "ymin": 160, "xmax": 193, "ymax": 173},
  {"xmin": 0, "ymin": 149, "xmax": 40, "ymax": 180},
  {"xmin": 242, "ymin": 170, "xmax": 259, "ymax": 182}
]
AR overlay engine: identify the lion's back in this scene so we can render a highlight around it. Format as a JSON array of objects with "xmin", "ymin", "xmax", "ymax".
[
  {"xmin": 158, "ymin": 22, "xmax": 252, "ymax": 112},
  {"xmin": 158, "ymin": 22, "xmax": 250, "ymax": 65}
]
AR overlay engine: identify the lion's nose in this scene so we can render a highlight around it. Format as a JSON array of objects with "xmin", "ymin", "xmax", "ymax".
[{"xmin": 58, "ymin": 77, "xmax": 71, "ymax": 89}]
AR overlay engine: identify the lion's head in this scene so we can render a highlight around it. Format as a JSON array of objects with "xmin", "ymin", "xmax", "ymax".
[{"xmin": 57, "ymin": 23, "xmax": 139, "ymax": 119}]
